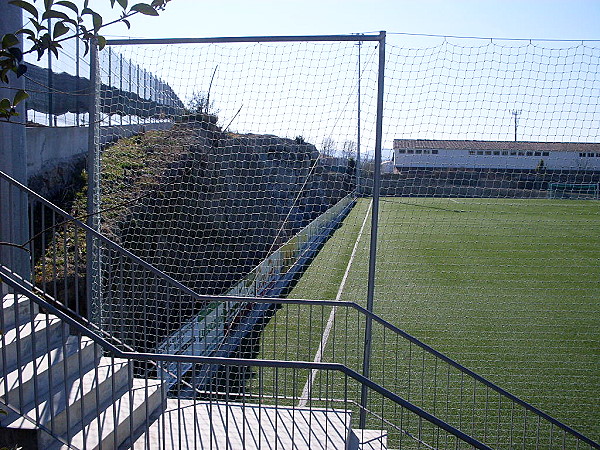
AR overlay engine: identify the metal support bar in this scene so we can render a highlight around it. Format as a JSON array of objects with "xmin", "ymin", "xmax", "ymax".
[
  {"xmin": 359, "ymin": 30, "xmax": 386, "ymax": 428},
  {"xmin": 106, "ymin": 33, "xmax": 383, "ymax": 46},
  {"xmin": 86, "ymin": 39, "xmax": 101, "ymax": 324}
]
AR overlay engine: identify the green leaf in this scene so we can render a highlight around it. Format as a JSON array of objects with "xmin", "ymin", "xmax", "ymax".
[
  {"xmin": 117, "ymin": 0, "xmax": 128, "ymax": 9},
  {"xmin": 44, "ymin": 0, "xmax": 54, "ymax": 10},
  {"xmin": 16, "ymin": 63, "xmax": 28, "ymax": 77},
  {"xmin": 130, "ymin": 3, "xmax": 159, "ymax": 16},
  {"xmin": 8, "ymin": 0, "xmax": 39, "ymax": 19},
  {"xmin": 81, "ymin": 7, "xmax": 94, "ymax": 15},
  {"xmin": 52, "ymin": 21, "xmax": 70, "ymax": 39},
  {"xmin": 2, "ymin": 34, "xmax": 19, "ymax": 49},
  {"xmin": 0, "ymin": 98, "xmax": 11, "ymax": 110},
  {"xmin": 8, "ymin": 47, "xmax": 23, "ymax": 62},
  {"xmin": 55, "ymin": 0, "xmax": 78, "ymax": 14},
  {"xmin": 97, "ymin": 35, "xmax": 107, "ymax": 50},
  {"xmin": 109, "ymin": 0, "xmax": 116, "ymax": 6},
  {"xmin": 91, "ymin": 12, "xmax": 103, "ymax": 33},
  {"xmin": 42, "ymin": 9, "xmax": 70, "ymax": 21},
  {"xmin": 122, "ymin": 18, "xmax": 131, "ymax": 29},
  {"xmin": 15, "ymin": 28, "xmax": 36, "ymax": 39},
  {"xmin": 13, "ymin": 89, "xmax": 29, "ymax": 106}
]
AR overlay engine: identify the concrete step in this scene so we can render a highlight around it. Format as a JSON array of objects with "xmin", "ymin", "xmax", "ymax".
[
  {"xmin": 350, "ymin": 429, "xmax": 388, "ymax": 449},
  {"xmin": 1, "ymin": 293, "xmax": 38, "ymax": 331},
  {"xmin": 134, "ymin": 399, "xmax": 353, "ymax": 449},
  {"xmin": 50, "ymin": 378, "xmax": 164, "ymax": 450},
  {"xmin": 0, "ymin": 313, "xmax": 66, "ymax": 374},
  {"xmin": 0, "ymin": 335, "xmax": 97, "ymax": 409},
  {"xmin": 8, "ymin": 357, "xmax": 132, "ymax": 444}
]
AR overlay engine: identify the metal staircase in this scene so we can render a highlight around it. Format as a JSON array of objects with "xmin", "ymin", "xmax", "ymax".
[
  {"xmin": 0, "ymin": 170, "xmax": 598, "ymax": 449},
  {"xmin": 0, "ymin": 281, "xmax": 397, "ymax": 449}
]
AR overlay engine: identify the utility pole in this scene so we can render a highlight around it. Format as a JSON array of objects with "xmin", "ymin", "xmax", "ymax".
[{"xmin": 511, "ymin": 109, "xmax": 521, "ymax": 141}]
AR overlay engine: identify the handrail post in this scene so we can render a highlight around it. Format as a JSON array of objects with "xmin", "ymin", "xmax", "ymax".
[
  {"xmin": 359, "ymin": 30, "xmax": 385, "ymax": 428},
  {"xmin": 87, "ymin": 38, "xmax": 101, "ymax": 324}
]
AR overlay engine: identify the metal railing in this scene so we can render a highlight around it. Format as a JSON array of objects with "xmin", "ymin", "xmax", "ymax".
[
  {"xmin": 2, "ymin": 267, "xmax": 486, "ymax": 449},
  {"xmin": 1, "ymin": 169, "xmax": 598, "ymax": 448}
]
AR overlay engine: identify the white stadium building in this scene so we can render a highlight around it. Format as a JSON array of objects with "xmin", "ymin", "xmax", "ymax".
[{"xmin": 393, "ymin": 140, "xmax": 600, "ymax": 171}]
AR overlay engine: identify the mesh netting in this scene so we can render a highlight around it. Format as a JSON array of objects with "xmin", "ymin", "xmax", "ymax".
[{"xmin": 90, "ymin": 35, "xmax": 600, "ymax": 442}]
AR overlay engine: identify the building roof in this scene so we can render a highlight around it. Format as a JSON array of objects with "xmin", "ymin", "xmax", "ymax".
[{"xmin": 393, "ymin": 139, "xmax": 600, "ymax": 152}]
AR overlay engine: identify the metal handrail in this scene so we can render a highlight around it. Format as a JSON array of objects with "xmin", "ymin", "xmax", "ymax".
[
  {"xmin": 0, "ymin": 265, "xmax": 491, "ymax": 450},
  {"xmin": 1, "ymin": 169, "xmax": 598, "ymax": 448}
]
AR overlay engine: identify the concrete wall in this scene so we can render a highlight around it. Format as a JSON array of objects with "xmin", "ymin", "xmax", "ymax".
[{"xmin": 27, "ymin": 122, "xmax": 174, "ymax": 180}]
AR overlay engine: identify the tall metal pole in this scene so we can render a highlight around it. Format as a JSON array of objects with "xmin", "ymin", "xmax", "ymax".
[
  {"xmin": 87, "ymin": 39, "xmax": 101, "ymax": 324},
  {"xmin": 359, "ymin": 30, "xmax": 385, "ymax": 428},
  {"xmin": 47, "ymin": 17, "xmax": 53, "ymax": 126},
  {"xmin": 356, "ymin": 38, "xmax": 362, "ymax": 195}
]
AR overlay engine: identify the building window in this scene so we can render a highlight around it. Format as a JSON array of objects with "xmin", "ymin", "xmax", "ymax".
[
  {"xmin": 407, "ymin": 150, "xmax": 414, "ymax": 154},
  {"xmin": 477, "ymin": 151, "xmax": 484, "ymax": 155},
  {"xmin": 588, "ymin": 153, "xmax": 595, "ymax": 157},
  {"xmin": 432, "ymin": 149, "xmax": 439, "ymax": 154},
  {"xmin": 596, "ymin": 153, "xmax": 600, "ymax": 157},
  {"xmin": 510, "ymin": 151, "xmax": 517, "ymax": 156},
  {"xmin": 518, "ymin": 151, "xmax": 525, "ymax": 156},
  {"xmin": 485, "ymin": 151, "xmax": 492, "ymax": 155},
  {"xmin": 579, "ymin": 152, "xmax": 585, "ymax": 157},
  {"xmin": 493, "ymin": 151, "xmax": 500, "ymax": 156},
  {"xmin": 423, "ymin": 150, "xmax": 430, "ymax": 154},
  {"xmin": 416, "ymin": 150, "xmax": 422, "ymax": 154},
  {"xmin": 526, "ymin": 151, "xmax": 533, "ymax": 156},
  {"xmin": 534, "ymin": 151, "xmax": 541, "ymax": 156},
  {"xmin": 542, "ymin": 152, "xmax": 549, "ymax": 156},
  {"xmin": 398, "ymin": 150, "xmax": 406, "ymax": 153},
  {"xmin": 502, "ymin": 151, "xmax": 509, "ymax": 155},
  {"xmin": 469, "ymin": 150, "xmax": 476, "ymax": 155}
]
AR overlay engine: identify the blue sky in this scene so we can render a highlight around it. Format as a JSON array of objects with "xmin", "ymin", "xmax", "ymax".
[{"xmin": 100, "ymin": 0, "xmax": 600, "ymax": 41}]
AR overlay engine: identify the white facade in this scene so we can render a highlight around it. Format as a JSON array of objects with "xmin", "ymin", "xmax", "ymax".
[{"xmin": 393, "ymin": 140, "xmax": 600, "ymax": 171}]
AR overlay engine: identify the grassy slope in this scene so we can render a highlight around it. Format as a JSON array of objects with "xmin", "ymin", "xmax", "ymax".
[{"xmin": 261, "ymin": 197, "xmax": 600, "ymax": 443}]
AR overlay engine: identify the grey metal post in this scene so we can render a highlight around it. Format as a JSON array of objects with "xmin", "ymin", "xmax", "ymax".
[
  {"xmin": 0, "ymin": 0, "xmax": 29, "ymax": 291},
  {"xmin": 87, "ymin": 39, "xmax": 101, "ymax": 324},
  {"xmin": 107, "ymin": 48, "xmax": 112, "ymax": 126},
  {"xmin": 120, "ymin": 54, "xmax": 123, "ymax": 126},
  {"xmin": 47, "ymin": 18, "xmax": 53, "ymax": 126},
  {"xmin": 76, "ymin": 34, "xmax": 80, "ymax": 126},
  {"xmin": 356, "ymin": 38, "xmax": 362, "ymax": 195},
  {"xmin": 359, "ymin": 30, "xmax": 385, "ymax": 429}
]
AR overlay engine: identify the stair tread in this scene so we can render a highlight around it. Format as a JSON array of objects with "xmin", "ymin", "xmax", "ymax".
[
  {"xmin": 354, "ymin": 429, "xmax": 388, "ymax": 449},
  {"xmin": 64, "ymin": 378, "xmax": 163, "ymax": 450},
  {"xmin": 7, "ymin": 357, "xmax": 131, "ymax": 430},
  {"xmin": 2, "ymin": 293, "xmax": 37, "ymax": 330},
  {"xmin": 0, "ymin": 314, "xmax": 62, "ymax": 348},
  {"xmin": 135, "ymin": 399, "xmax": 352, "ymax": 449},
  {"xmin": 1, "ymin": 335, "xmax": 96, "ymax": 399}
]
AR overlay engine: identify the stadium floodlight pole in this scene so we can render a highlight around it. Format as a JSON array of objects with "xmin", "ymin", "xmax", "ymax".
[
  {"xmin": 359, "ymin": 30, "xmax": 386, "ymax": 429},
  {"xmin": 87, "ymin": 38, "xmax": 101, "ymax": 325},
  {"xmin": 512, "ymin": 109, "xmax": 521, "ymax": 141}
]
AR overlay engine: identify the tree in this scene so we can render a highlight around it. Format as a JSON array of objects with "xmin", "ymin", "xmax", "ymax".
[
  {"xmin": 321, "ymin": 137, "xmax": 336, "ymax": 157},
  {"xmin": 341, "ymin": 140, "xmax": 356, "ymax": 159},
  {"xmin": 0, "ymin": 0, "xmax": 171, "ymax": 120}
]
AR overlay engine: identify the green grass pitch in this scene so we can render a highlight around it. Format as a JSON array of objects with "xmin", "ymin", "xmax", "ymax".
[{"xmin": 260, "ymin": 197, "xmax": 600, "ymax": 443}]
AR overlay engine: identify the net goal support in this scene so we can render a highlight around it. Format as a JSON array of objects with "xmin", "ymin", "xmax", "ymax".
[{"xmin": 548, "ymin": 182, "xmax": 600, "ymax": 199}]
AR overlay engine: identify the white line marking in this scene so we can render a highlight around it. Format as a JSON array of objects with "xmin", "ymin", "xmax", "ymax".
[
  {"xmin": 298, "ymin": 199, "xmax": 373, "ymax": 407},
  {"xmin": 449, "ymin": 198, "xmax": 460, "ymax": 203}
]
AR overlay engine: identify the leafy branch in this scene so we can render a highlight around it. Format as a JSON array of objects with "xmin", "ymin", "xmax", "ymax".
[{"xmin": 1, "ymin": 0, "xmax": 171, "ymax": 120}]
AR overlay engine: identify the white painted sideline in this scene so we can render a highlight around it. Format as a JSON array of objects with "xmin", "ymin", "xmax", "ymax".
[{"xmin": 299, "ymin": 199, "xmax": 373, "ymax": 407}]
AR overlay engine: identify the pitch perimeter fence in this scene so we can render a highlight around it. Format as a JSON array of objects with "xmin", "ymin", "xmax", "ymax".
[{"xmin": 76, "ymin": 32, "xmax": 600, "ymax": 444}]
